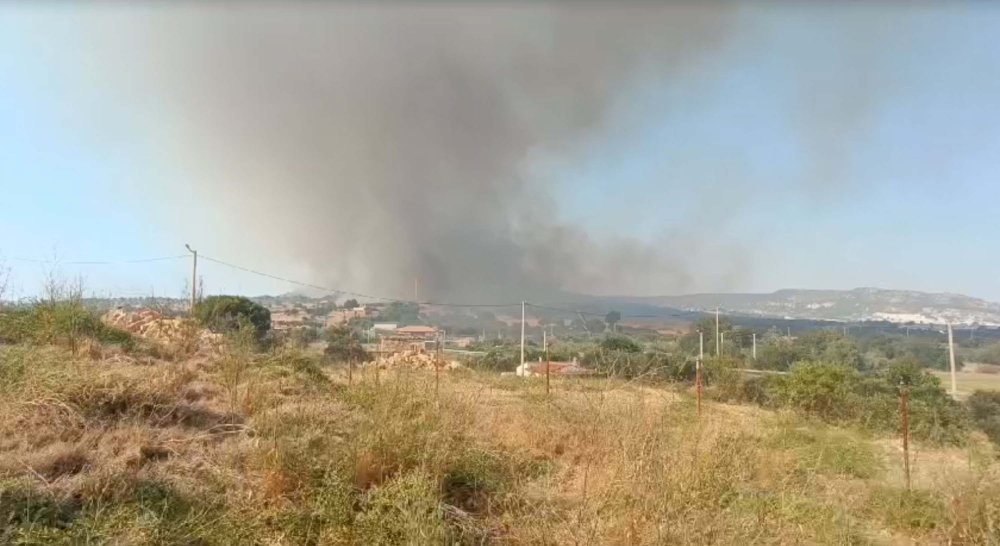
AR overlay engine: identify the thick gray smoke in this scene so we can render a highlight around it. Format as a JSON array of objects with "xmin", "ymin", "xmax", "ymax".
[{"xmin": 49, "ymin": 3, "xmax": 738, "ymax": 300}]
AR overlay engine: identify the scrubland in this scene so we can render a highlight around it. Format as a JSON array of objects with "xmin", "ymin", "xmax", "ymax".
[{"xmin": 1, "ymin": 307, "xmax": 998, "ymax": 544}]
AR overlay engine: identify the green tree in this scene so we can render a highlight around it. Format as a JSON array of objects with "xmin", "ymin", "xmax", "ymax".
[
  {"xmin": 379, "ymin": 302, "xmax": 421, "ymax": 325},
  {"xmin": 585, "ymin": 318, "xmax": 607, "ymax": 334},
  {"xmin": 605, "ymin": 310, "xmax": 622, "ymax": 331},
  {"xmin": 822, "ymin": 337, "xmax": 865, "ymax": 370},
  {"xmin": 600, "ymin": 335, "xmax": 640, "ymax": 353},
  {"xmin": 324, "ymin": 326, "xmax": 369, "ymax": 362},
  {"xmin": 343, "ymin": 298, "xmax": 360, "ymax": 309},
  {"xmin": 193, "ymin": 295, "xmax": 271, "ymax": 339}
]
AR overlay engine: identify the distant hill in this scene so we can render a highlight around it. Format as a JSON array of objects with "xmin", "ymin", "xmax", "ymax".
[{"xmin": 613, "ymin": 288, "xmax": 1000, "ymax": 326}]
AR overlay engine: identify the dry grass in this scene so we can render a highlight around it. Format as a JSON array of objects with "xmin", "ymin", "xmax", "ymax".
[
  {"xmin": 1, "ymin": 342, "xmax": 999, "ymax": 545},
  {"xmin": 931, "ymin": 370, "xmax": 1000, "ymax": 397}
]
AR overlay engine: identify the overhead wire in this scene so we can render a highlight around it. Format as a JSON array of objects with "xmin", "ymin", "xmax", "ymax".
[
  {"xmin": 8, "ymin": 255, "xmax": 188, "ymax": 265},
  {"xmin": 199, "ymin": 254, "xmax": 521, "ymax": 309}
]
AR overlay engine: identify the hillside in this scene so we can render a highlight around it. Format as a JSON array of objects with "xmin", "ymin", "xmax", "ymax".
[
  {"xmin": 620, "ymin": 288, "xmax": 1000, "ymax": 326},
  {"xmin": 3, "ymin": 344, "xmax": 999, "ymax": 543}
]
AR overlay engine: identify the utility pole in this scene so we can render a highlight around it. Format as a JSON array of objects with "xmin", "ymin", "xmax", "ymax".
[
  {"xmin": 184, "ymin": 244, "xmax": 197, "ymax": 313},
  {"xmin": 948, "ymin": 323, "xmax": 958, "ymax": 397},
  {"xmin": 520, "ymin": 301, "xmax": 526, "ymax": 373},
  {"xmin": 696, "ymin": 331, "xmax": 703, "ymax": 417},
  {"xmin": 715, "ymin": 308, "xmax": 720, "ymax": 357},
  {"xmin": 720, "ymin": 332, "xmax": 725, "ymax": 356},
  {"xmin": 543, "ymin": 329, "xmax": 547, "ymax": 352},
  {"xmin": 752, "ymin": 333, "xmax": 757, "ymax": 360}
]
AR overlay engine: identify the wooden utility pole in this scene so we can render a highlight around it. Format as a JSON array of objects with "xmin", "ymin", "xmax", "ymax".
[
  {"xmin": 543, "ymin": 329, "xmax": 547, "ymax": 352},
  {"xmin": 715, "ymin": 308, "xmax": 720, "ymax": 357},
  {"xmin": 520, "ymin": 301, "xmax": 526, "ymax": 373},
  {"xmin": 948, "ymin": 323, "xmax": 958, "ymax": 397},
  {"xmin": 184, "ymin": 244, "xmax": 197, "ymax": 313},
  {"xmin": 752, "ymin": 333, "xmax": 757, "ymax": 361},
  {"xmin": 699, "ymin": 331, "xmax": 704, "ymax": 361}
]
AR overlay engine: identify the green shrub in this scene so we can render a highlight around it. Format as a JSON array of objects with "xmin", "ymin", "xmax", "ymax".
[
  {"xmin": 966, "ymin": 390, "xmax": 1000, "ymax": 446},
  {"xmin": 0, "ymin": 479, "xmax": 79, "ymax": 542},
  {"xmin": 193, "ymin": 295, "xmax": 271, "ymax": 339},
  {"xmin": 750, "ymin": 360, "xmax": 970, "ymax": 444},
  {"xmin": 0, "ymin": 303, "xmax": 134, "ymax": 350},
  {"xmin": 355, "ymin": 471, "xmax": 449, "ymax": 544},
  {"xmin": 324, "ymin": 326, "xmax": 369, "ymax": 363},
  {"xmin": 867, "ymin": 487, "xmax": 944, "ymax": 531},
  {"xmin": 600, "ymin": 335, "xmax": 641, "ymax": 353},
  {"xmin": 772, "ymin": 362, "xmax": 859, "ymax": 421}
]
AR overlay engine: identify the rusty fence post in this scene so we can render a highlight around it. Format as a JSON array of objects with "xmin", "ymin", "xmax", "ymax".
[
  {"xmin": 900, "ymin": 383, "xmax": 911, "ymax": 490},
  {"xmin": 695, "ymin": 359, "xmax": 702, "ymax": 418},
  {"xmin": 376, "ymin": 338, "xmax": 382, "ymax": 387},
  {"xmin": 435, "ymin": 338, "xmax": 442, "ymax": 399},
  {"xmin": 545, "ymin": 346, "xmax": 551, "ymax": 396}
]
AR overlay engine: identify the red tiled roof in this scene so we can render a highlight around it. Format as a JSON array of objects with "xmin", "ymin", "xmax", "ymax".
[{"xmin": 395, "ymin": 325, "xmax": 438, "ymax": 334}]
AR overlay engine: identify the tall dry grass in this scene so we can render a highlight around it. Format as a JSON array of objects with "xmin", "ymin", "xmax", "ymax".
[{"xmin": 0, "ymin": 339, "xmax": 998, "ymax": 544}]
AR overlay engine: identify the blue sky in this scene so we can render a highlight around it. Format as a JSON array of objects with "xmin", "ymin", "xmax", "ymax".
[{"xmin": 2, "ymin": 3, "xmax": 1000, "ymax": 301}]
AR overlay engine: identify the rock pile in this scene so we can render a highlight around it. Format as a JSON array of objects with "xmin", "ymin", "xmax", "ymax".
[
  {"xmin": 101, "ymin": 308, "xmax": 222, "ymax": 355},
  {"xmin": 370, "ymin": 350, "xmax": 461, "ymax": 371}
]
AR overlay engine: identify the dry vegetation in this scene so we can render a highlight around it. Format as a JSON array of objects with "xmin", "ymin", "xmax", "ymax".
[{"xmin": 1, "ymin": 315, "xmax": 999, "ymax": 544}]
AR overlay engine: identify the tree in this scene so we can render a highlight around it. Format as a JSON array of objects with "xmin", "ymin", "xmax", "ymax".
[
  {"xmin": 692, "ymin": 316, "xmax": 733, "ymax": 336},
  {"xmin": 343, "ymin": 298, "xmax": 360, "ymax": 309},
  {"xmin": 324, "ymin": 326, "xmax": 369, "ymax": 362},
  {"xmin": 193, "ymin": 295, "xmax": 271, "ymax": 339},
  {"xmin": 379, "ymin": 302, "xmax": 420, "ymax": 325},
  {"xmin": 600, "ymin": 335, "xmax": 640, "ymax": 353},
  {"xmin": 821, "ymin": 337, "xmax": 865, "ymax": 370},
  {"xmin": 585, "ymin": 318, "xmax": 607, "ymax": 334},
  {"xmin": 605, "ymin": 310, "xmax": 622, "ymax": 332}
]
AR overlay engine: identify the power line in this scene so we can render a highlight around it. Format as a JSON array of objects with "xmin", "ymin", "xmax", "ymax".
[
  {"xmin": 8, "ymin": 255, "xmax": 188, "ymax": 265},
  {"xmin": 526, "ymin": 302, "xmax": 692, "ymax": 320},
  {"xmin": 198, "ymin": 254, "xmax": 520, "ymax": 308}
]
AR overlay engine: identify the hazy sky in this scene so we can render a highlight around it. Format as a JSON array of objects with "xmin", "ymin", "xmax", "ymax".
[{"xmin": 1, "ymin": 2, "xmax": 999, "ymax": 302}]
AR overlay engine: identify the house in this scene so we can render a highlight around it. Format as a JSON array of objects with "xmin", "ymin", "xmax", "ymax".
[
  {"xmin": 271, "ymin": 310, "xmax": 312, "ymax": 331},
  {"xmin": 325, "ymin": 306, "xmax": 369, "ymax": 327},
  {"xmin": 394, "ymin": 325, "xmax": 439, "ymax": 340},
  {"xmin": 515, "ymin": 357, "xmax": 593, "ymax": 378}
]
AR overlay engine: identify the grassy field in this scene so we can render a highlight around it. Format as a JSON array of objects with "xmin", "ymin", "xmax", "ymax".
[
  {"xmin": 1, "ymin": 336, "xmax": 999, "ymax": 544},
  {"xmin": 931, "ymin": 370, "xmax": 1000, "ymax": 397}
]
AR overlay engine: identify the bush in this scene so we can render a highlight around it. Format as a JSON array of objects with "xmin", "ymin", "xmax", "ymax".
[
  {"xmin": 966, "ymin": 390, "xmax": 1000, "ymax": 446},
  {"xmin": 193, "ymin": 295, "xmax": 270, "ymax": 339},
  {"xmin": 0, "ymin": 302, "xmax": 134, "ymax": 351},
  {"xmin": 747, "ymin": 360, "xmax": 970, "ymax": 444},
  {"xmin": 600, "ymin": 335, "xmax": 641, "ymax": 353},
  {"xmin": 324, "ymin": 326, "xmax": 369, "ymax": 362},
  {"xmin": 773, "ymin": 362, "xmax": 859, "ymax": 421}
]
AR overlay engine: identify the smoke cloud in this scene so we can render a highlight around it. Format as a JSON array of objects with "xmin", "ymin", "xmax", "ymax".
[
  {"xmin": 12, "ymin": 3, "xmax": 745, "ymax": 300},
  {"xmin": 57, "ymin": 2, "xmax": 732, "ymax": 301}
]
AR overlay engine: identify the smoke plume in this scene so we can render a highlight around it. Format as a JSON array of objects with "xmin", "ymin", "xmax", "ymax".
[{"xmin": 47, "ymin": 3, "xmax": 738, "ymax": 300}]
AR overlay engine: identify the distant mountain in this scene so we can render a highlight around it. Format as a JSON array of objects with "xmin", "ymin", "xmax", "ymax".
[{"xmin": 613, "ymin": 288, "xmax": 1000, "ymax": 326}]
